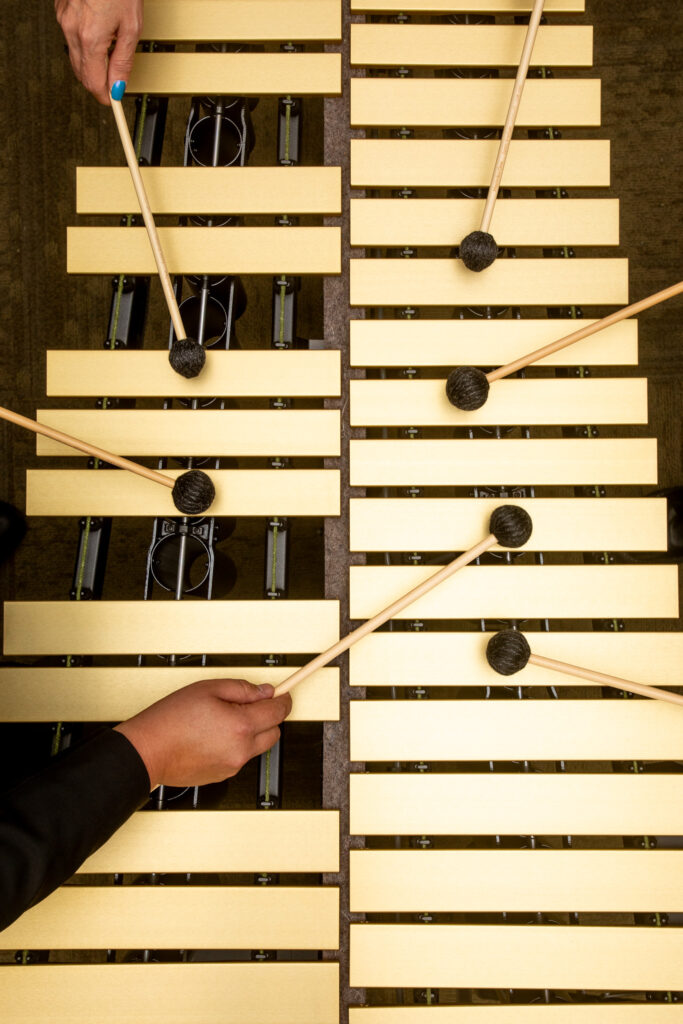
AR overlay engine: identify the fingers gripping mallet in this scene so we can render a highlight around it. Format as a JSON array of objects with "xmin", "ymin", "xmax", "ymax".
[{"xmin": 110, "ymin": 80, "xmax": 205, "ymax": 379}]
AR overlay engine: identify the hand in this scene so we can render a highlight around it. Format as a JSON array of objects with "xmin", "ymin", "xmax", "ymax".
[
  {"xmin": 55, "ymin": 0, "xmax": 143, "ymax": 105},
  {"xmin": 114, "ymin": 678, "xmax": 292, "ymax": 790}
]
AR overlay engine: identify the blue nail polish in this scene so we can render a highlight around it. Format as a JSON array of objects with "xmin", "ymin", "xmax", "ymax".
[{"xmin": 111, "ymin": 80, "xmax": 126, "ymax": 101}]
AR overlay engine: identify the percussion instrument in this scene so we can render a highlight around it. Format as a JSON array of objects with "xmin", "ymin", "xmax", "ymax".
[{"xmin": 1, "ymin": 0, "xmax": 682, "ymax": 1021}]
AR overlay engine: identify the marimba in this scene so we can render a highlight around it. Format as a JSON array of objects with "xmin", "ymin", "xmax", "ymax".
[{"xmin": 1, "ymin": 0, "xmax": 683, "ymax": 1021}]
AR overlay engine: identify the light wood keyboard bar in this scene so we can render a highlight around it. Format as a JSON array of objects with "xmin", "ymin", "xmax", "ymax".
[
  {"xmin": 127, "ymin": 52, "xmax": 342, "ymax": 96},
  {"xmin": 349, "ymin": 632, "xmax": 683, "ymax": 688},
  {"xmin": 140, "ymin": 0, "xmax": 342, "ymax": 41},
  {"xmin": 350, "ymin": 850, "xmax": 683, "ymax": 913},
  {"xmin": 3, "ymin": 601, "xmax": 339, "ymax": 656},
  {"xmin": 352, "ymin": 0, "xmax": 585, "ymax": 10},
  {"xmin": 351, "ymin": 701, "xmax": 683, "ymax": 762},
  {"xmin": 350, "ymin": 1009, "xmax": 683, "ymax": 1023},
  {"xmin": 350, "ymin": 925, "xmax": 683, "ymax": 990},
  {"xmin": 67, "ymin": 226, "xmax": 341, "ymax": 276},
  {"xmin": 350, "ymin": 259, "xmax": 628, "ymax": 307},
  {"xmin": 350, "ymin": 379, "xmax": 646, "ymax": 427},
  {"xmin": 26, "ymin": 469, "xmax": 340, "ymax": 517},
  {"xmin": 351, "ymin": 24, "xmax": 592, "ymax": 67},
  {"xmin": 351, "ymin": 199, "xmax": 619, "ymax": 247},
  {"xmin": 349, "ymin": 565, "xmax": 678, "ymax": 620},
  {"xmin": 0, "ymin": 887, "xmax": 339, "ymax": 950},
  {"xmin": 351, "ymin": 80, "xmax": 600, "ymax": 128},
  {"xmin": 350, "ymin": 318, "xmax": 637, "ymax": 367},
  {"xmin": 350, "ymin": 498, "xmax": 667, "ymax": 552},
  {"xmin": 1, "ymin": 963, "xmax": 339, "ymax": 1024},
  {"xmin": 35, "ymin": 410, "xmax": 341, "ymax": 457},
  {"xmin": 350, "ymin": 773, "xmax": 683, "ymax": 835},
  {"xmin": 351, "ymin": 139, "xmax": 611, "ymax": 188},
  {"xmin": 351, "ymin": 439, "xmax": 657, "ymax": 486},
  {"xmin": 80, "ymin": 811, "xmax": 339, "ymax": 874},
  {"xmin": 47, "ymin": 350, "xmax": 341, "ymax": 398},
  {"xmin": 77, "ymin": 166, "xmax": 342, "ymax": 216},
  {"xmin": 0, "ymin": 666, "xmax": 339, "ymax": 723}
]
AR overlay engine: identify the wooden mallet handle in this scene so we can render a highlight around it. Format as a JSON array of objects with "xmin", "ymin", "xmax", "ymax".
[
  {"xmin": 274, "ymin": 533, "xmax": 496, "ymax": 697},
  {"xmin": 479, "ymin": 0, "xmax": 545, "ymax": 233},
  {"xmin": 529, "ymin": 653, "xmax": 683, "ymax": 709},
  {"xmin": 0, "ymin": 404, "xmax": 174, "ymax": 490},
  {"xmin": 110, "ymin": 80, "xmax": 186, "ymax": 343}
]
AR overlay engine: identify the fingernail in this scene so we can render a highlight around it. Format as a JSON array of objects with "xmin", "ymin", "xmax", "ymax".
[
  {"xmin": 257, "ymin": 684, "xmax": 272, "ymax": 695},
  {"xmin": 111, "ymin": 80, "xmax": 126, "ymax": 101}
]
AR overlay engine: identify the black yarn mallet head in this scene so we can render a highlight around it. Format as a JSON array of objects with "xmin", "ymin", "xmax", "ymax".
[
  {"xmin": 446, "ymin": 365, "xmax": 490, "ymax": 410},
  {"xmin": 488, "ymin": 505, "xmax": 533, "ymax": 548},
  {"xmin": 169, "ymin": 337, "xmax": 206, "ymax": 379},
  {"xmin": 486, "ymin": 629, "xmax": 531, "ymax": 675},
  {"xmin": 172, "ymin": 469, "xmax": 216, "ymax": 515},
  {"xmin": 459, "ymin": 230, "xmax": 498, "ymax": 273}
]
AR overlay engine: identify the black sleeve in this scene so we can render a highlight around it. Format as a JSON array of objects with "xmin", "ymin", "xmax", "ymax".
[{"xmin": 0, "ymin": 728, "xmax": 150, "ymax": 931}]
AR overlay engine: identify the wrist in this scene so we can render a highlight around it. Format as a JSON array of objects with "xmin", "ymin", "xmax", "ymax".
[{"xmin": 113, "ymin": 720, "xmax": 161, "ymax": 791}]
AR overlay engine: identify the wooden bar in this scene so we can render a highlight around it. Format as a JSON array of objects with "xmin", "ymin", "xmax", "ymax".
[
  {"xmin": 77, "ymin": 166, "xmax": 342, "ymax": 216},
  {"xmin": 350, "ymin": 701, "xmax": 683, "ymax": 762},
  {"xmin": 350, "ymin": 1009, "xmax": 683, "ymax": 1023},
  {"xmin": 350, "ymin": 379, "xmax": 646, "ymax": 427},
  {"xmin": 47, "ymin": 350, "xmax": 341, "ymax": 398},
  {"xmin": 1, "ymin": 963, "xmax": 339, "ymax": 1024},
  {"xmin": 352, "ymin": 0, "xmax": 585, "ymax": 10},
  {"xmin": 350, "ymin": 849, "xmax": 683, "ymax": 912},
  {"xmin": 350, "ymin": 79, "xmax": 600, "ymax": 128},
  {"xmin": 34, "ymin": 410, "xmax": 341, "ymax": 458},
  {"xmin": 350, "ymin": 439, "xmax": 658, "ymax": 486},
  {"xmin": 27, "ymin": 469, "xmax": 340, "ymax": 517},
  {"xmin": 351, "ymin": 138, "xmax": 611, "ymax": 188},
  {"xmin": 350, "ymin": 258, "xmax": 628, "ymax": 307},
  {"xmin": 351, "ymin": 24, "xmax": 592, "ymax": 67},
  {"xmin": 67, "ymin": 226, "xmax": 341, "ymax": 276},
  {"xmin": 3, "ymin": 601, "xmax": 339, "ymax": 656},
  {"xmin": 0, "ymin": 887, "xmax": 339, "ymax": 950},
  {"xmin": 140, "ymin": 0, "xmax": 342, "ymax": 42},
  {"xmin": 349, "ymin": 773, "xmax": 683, "ymax": 835},
  {"xmin": 349, "ymin": 497, "xmax": 667, "ymax": 552},
  {"xmin": 351, "ymin": 198, "xmax": 618, "ymax": 247},
  {"xmin": 127, "ymin": 52, "xmax": 342, "ymax": 96},
  {"xmin": 350, "ymin": 318, "xmax": 637, "ymax": 367},
  {"xmin": 350, "ymin": 924, "xmax": 683, "ymax": 990},
  {"xmin": 80, "ymin": 811, "xmax": 339, "ymax": 874},
  {"xmin": 0, "ymin": 665, "xmax": 339, "ymax": 723},
  {"xmin": 349, "ymin": 632, "xmax": 683, "ymax": 688},
  {"xmin": 349, "ymin": 565, "xmax": 678, "ymax": 620}
]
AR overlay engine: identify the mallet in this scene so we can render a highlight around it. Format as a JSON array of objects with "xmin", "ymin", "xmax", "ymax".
[
  {"xmin": 0, "ymin": 404, "xmax": 215, "ymax": 516},
  {"xmin": 274, "ymin": 505, "xmax": 532, "ymax": 697},
  {"xmin": 110, "ymin": 80, "xmax": 205, "ymax": 379},
  {"xmin": 446, "ymin": 277, "xmax": 683, "ymax": 410},
  {"xmin": 487, "ymin": 629, "xmax": 683, "ymax": 709},
  {"xmin": 459, "ymin": 0, "xmax": 545, "ymax": 272}
]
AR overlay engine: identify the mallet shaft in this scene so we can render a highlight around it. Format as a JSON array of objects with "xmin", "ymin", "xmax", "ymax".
[{"xmin": 529, "ymin": 653, "xmax": 683, "ymax": 708}]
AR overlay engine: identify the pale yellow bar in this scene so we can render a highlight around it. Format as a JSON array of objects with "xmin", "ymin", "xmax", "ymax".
[
  {"xmin": 350, "ymin": 924, "xmax": 683, "ymax": 990},
  {"xmin": 1, "ymin": 963, "xmax": 339, "ymax": 1024},
  {"xmin": 47, "ymin": 350, "xmax": 341, "ymax": 398},
  {"xmin": 349, "ymin": 631, "xmax": 683, "ymax": 688},
  {"xmin": 350, "ymin": 849, "xmax": 683, "ymax": 912},
  {"xmin": 350, "ymin": 259, "xmax": 628, "ymax": 307},
  {"xmin": 350, "ymin": 379, "xmax": 646, "ymax": 427},
  {"xmin": 351, "ymin": 198, "xmax": 619, "ymax": 247},
  {"xmin": 351, "ymin": 79, "xmax": 600, "ymax": 128},
  {"xmin": 349, "ymin": 772, "xmax": 683, "ymax": 835},
  {"xmin": 349, "ymin": 565, "xmax": 678, "ymax": 620},
  {"xmin": 0, "ymin": 887, "xmax": 339, "ymax": 950},
  {"xmin": 351, "ymin": 24, "xmax": 592, "ymax": 67},
  {"xmin": 0, "ymin": 666, "xmax": 339, "ymax": 722},
  {"xmin": 350, "ymin": 498, "xmax": 667, "ymax": 552},
  {"xmin": 27, "ymin": 469, "xmax": 340, "ymax": 517},
  {"xmin": 350, "ymin": 439, "xmax": 658, "ymax": 486},
  {"xmin": 352, "ymin": 0, "xmax": 585, "ymax": 10},
  {"xmin": 67, "ymin": 226, "xmax": 341, "ymax": 275},
  {"xmin": 77, "ymin": 167, "xmax": 342, "ymax": 216},
  {"xmin": 35, "ymin": 410, "xmax": 341, "ymax": 457},
  {"xmin": 350, "ymin": 318, "xmax": 637, "ymax": 367},
  {"xmin": 350, "ymin": 701, "xmax": 683, "ymax": 762},
  {"xmin": 127, "ymin": 52, "xmax": 342, "ymax": 96},
  {"xmin": 141, "ymin": 0, "xmax": 342, "ymax": 41},
  {"xmin": 350, "ymin": 1009, "xmax": 683, "ymax": 1024},
  {"xmin": 3, "ymin": 601, "xmax": 339, "ymax": 656},
  {"xmin": 351, "ymin": 139, "xmax": 611, "ymax": 188},
  {"xmin": 79, "ymin": 811, "xmax": 339, "ymax": 873}
]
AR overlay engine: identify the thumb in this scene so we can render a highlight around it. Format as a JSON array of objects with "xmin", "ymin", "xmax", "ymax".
[
  {"xmin": 107, "ymin": 32, "xmax": 138, "ymax": 99},
  {"xmin": 210, "ymin": 678, "xmax": 275, "ymax": 705}
]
